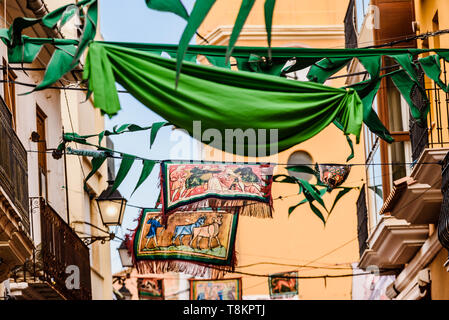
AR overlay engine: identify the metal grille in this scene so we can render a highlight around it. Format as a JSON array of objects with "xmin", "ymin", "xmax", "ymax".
[
  {"xmin": 0, "ymin": 95, "xmax": 29, "ymax": 234},
  {"xmin": 344, "ymin": 0, "xmax": 358, "ymax": 49},
  {"xmin": 438, "ymin": 153, "xmax": 449, "ymax": 255},
  {"xmin": 410, "ymin": 61, "xmax": 449, "ymax": 161},
  {"xmin": 410, "ymin": 65, "xmax": 429, "ymax": 162},
  {"xmin": 40, "ymin": 198, "xmax": 92, "ymax": 300},
  {"xmin": 357, "ymin": 186, "xmax": 369, "ymax": 257}
]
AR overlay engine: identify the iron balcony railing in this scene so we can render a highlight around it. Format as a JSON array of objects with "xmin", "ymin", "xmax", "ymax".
[
  {"xmin": 357, "ymin": 186, "xmax": 369, "ymax": 258},
  {"xmin": 410, "ymin": 62, "xmax": 449, "ymax": 161},
  {"xmin": 344, "ymin": 0, "xmax": 358, "ymax": 49},
  {"xmin": 0, "ymin": 95, "xmax": 29, "ymax": 234},
  {"xmin": 11, "ymin": 198, "xmax": 92, "ymax": 300},
  {"xmin": 438, "ymin": 152, "xmax": 449, "ymax": 260}
]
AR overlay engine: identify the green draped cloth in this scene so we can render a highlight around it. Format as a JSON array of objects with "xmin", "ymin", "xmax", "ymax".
[{"xmin": 84, "ymin": 42, "xmax": 363, "ymax": 156}]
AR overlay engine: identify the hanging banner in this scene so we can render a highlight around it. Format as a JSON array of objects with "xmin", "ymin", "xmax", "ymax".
[
  {"xmin": 133, "ymin": 209, "xmax": 238, "ymax": 277},
  {"xmin": 190, "ymin": 278, "xmax": 243, "ymax": 300},
  {"xmin": 137, "ymin": 278, "xmax": 164, "ymax": 300},
  {"xmin": 318, "ymin": 164, "xmax": 351, "ymax": 191},
  {"xmin": 160, "ymin": 161, "xmax": 274, "ymax": 218},
  {"xmin": 268, "ymin": 271, "xmax": 299, "ymax": 299}
]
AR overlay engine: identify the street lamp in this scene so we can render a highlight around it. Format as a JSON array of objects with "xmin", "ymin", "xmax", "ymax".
[
  {"xmin": 118, "ymin": 240, "xmax": 133, "ymax": 268},
  {"xmin": 96, "ymin": 180, "xmax": 127, "ymax": 227},
  {"xmin": 118, "ymin": 282, "xmax": 132, "ymax": 300}
]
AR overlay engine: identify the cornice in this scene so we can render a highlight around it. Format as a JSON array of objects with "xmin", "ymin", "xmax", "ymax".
[{"xmin": 199, "ymin": 25, "xmax": 344, "ymax": 46}]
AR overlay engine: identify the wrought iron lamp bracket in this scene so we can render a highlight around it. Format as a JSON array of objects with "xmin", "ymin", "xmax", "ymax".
[{"xmin": 80, "ymin": 233, "xmax": 115, "ymax": 246}]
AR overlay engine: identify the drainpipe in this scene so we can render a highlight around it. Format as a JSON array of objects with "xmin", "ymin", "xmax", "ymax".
[
  {"xmin": 26, "ymin": 0, "xmax": 64, "ymax": 39},
  {"xmin": 26, "ymin": 0, "xmax": 48, "ymax": 18}
]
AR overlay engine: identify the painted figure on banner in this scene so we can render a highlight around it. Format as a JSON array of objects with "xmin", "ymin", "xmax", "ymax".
[
  {"xmin": 135, "ymin": 209, "xmax": 237, "ymax": 267},
  {"xmin": 161, "ymin": 162, "xmax": 274, "ymax": 218},
  {"xmin": 170, "ymin": 165, "xmax": 188, "ymax": 202},
  {"xmin": 268, "ymin": 271, "xmax": 299, "ymax": 299},
  {"xmin": 168, "ymin": 163, "xmax": 266, "ymax": 201},
  {"xmin": 138, "ymin": 278, "xmax": 164, "ymax": 300},
  {"xmin": 190, "ymin": 278, "xmax": 242, "ymax": 300},
  {"xmin": 190, "ymin": 214, "xmax": 223, "ymax": 249},
  {"xmin": 172, "ymin": 216, "xmax": 206, "ymax": 246},
  {"xmin": 144, "ymin": 216, "xmax": 164, "ymax": 249}
]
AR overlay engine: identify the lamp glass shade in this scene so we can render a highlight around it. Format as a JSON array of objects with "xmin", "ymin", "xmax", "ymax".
[
  {"xmin": 118, "ymin": 241, "xmax": 133, "ymax": 268},
  {"xmin": 96, "ymin": 181, "xmax": 127, "ymax": 226}
]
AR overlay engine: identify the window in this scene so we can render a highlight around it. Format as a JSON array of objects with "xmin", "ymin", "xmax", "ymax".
[
  {"xmin": 366, "ymin": 142, "xmax": 384, "ymax": 226},
  {"xmin": 355, "ymin": 0, "xmax": 372, "ymax": 33},
  {"xmin": 287, "ymin": 151, "xmax": 314, "ymax": 181},
  {"xmin": 36, "ymin": 106, "xmax": 48, "ymax": 200},
  {"xmin": 2, "ymin": 59, "xmax": 17, "ymax": 129}
]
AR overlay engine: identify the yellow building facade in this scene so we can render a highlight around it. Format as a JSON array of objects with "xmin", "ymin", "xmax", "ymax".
[
  {"xmin": 346, "ymin": 0, "xmax": 449, "ymax": 300},
  {"xmin": 198, "ymin": 0, "xmax": 363, "ymax": 300}
]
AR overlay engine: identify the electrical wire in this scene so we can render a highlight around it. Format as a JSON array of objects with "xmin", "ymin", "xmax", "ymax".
[{"xmin": 25, "ymin": 148, "xmax": 443, "ymax": 167}]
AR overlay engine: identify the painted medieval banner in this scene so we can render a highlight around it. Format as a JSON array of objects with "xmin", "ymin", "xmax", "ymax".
[
  {"xmin": 190, "ymin": 278, "xmax": 242, "ymax": 300},
  {"xmin": 137, "ymin": 278, "xmax": 164, "ymax": 300},
  {"xmin": 160, "ymin": 161, "xmax": 274, "ymax": 218},
  {"xmin": 268, "ymin": 271, "xmax": 299, "ymax": 299},
  {"xmin": 133, "ymin": 208, "xmax": 238, "ymax": 277}
]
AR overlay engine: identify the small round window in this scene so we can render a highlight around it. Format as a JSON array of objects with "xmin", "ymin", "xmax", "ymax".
[{"xmin": 287, "ymin": 151, "xmax": 314, "ymax": 181}]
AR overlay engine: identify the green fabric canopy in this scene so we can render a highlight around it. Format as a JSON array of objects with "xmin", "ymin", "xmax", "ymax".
[{"xmin": 84, "ymin": 41, "xmax": 363, "ymax": 156}]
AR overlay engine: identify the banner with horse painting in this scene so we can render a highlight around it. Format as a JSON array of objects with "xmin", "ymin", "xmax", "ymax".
[
  {"xmin": 268, "ymin": 271, "xmax": 299, "ymax": 299},
  {"xmin": 137, "ymin": 278, "xmax": 164, "ymax": 300},
  {"xmin": 190, "ymin": 278, "xmax": 242, "ymax": 300},
  {"xmin": 160, "ymin": 161, "xmax": 274, "ymax": 219},
  {"xmin": 133, "ymin": 208, "xmax": 238, "ymax": 277}
]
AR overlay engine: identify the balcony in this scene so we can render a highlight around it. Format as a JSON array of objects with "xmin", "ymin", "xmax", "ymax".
[
  {"xmin": 0, "ymin": 96, "xmax": 29, "ymax": 233},
  {"xmin": 9, "ymin": 198, "xmax": 92, "ymax": 300},
  {"xmin": 0, "ymin": 95, "xmax": 33, "ymax": 281},
  {"xmin": 438, "ymin": 152, "xmax": 449, "ymax": 263},
  {"xmin": 410, "ymin": 63, "xmax": 449, "ymax": 162},
  {"xmin": 358, "ymin": 216, "xmax": 429, "ymax": 269}
]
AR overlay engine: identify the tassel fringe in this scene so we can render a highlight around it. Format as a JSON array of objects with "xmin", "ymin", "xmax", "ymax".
[
  {"xmin": 173, "ymin": 198, "xmax": 272, "ymax": 218},
  {"xmin": 136, "ymin": 260, "xmax": 233, "ymax": 278}
]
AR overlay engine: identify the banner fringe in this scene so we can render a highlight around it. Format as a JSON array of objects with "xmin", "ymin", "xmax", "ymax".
[
  {"xmin": 174, "ymin": 199, "xmax": 272, "ymax": 218},
  {"xmin": 136, "ymin": 260, "xmax": 233, "ymax": 279}
]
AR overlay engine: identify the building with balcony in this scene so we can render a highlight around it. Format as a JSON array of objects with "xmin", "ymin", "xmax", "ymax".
[
  {"xmin": 0, "ymin": 0, "xmax": 112, "ymax": 300},
  {"xmin": 346, "ymin": 0, "xmax": 449, "ymax": 300}
]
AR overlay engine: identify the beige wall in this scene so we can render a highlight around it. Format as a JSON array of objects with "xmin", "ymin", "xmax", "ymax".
[
  {"xmin": 0, "ymin": 0, "xmax": 112, "ymax": 299},
  {"xmin": 46, "ymin": 0, "xmax": 113, "ymax": 299},
  {"xmin": 198, "ymin": 0, "xmax": 362, "ymax": 300}
]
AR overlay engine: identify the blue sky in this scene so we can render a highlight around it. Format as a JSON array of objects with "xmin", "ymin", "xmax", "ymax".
[{"xmin": 99, "ymin": 0, "xmax": 196, "ymax": 274}]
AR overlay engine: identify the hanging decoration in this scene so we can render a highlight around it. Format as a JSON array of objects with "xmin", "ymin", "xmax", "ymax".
[
  {"xmin": 84, "ymin": 42, "xmax": 364, "ymax": 155},
  {"xmin": 61, "ymin": 122, "xmax": 167, "ymax": 194},
  {"xmin": 189, "ymin": 278, "xmax": 243, "ymax": 300},
  {"xmin": 274, "ymin": 164, "xmax": 355, "ymax": 224},
  {"xmin": 268, "ymin": 271, "xmax": 299, "ymax": 299},
  {"xmin": 60, "ymin": 129, "xmax": 357, "ymax": 224},
  {"xmin": 0, "ymin": 0, "xmax": 98, "ymax": 92},
  {"xmin": 318, "ymin": 164, "xmax": 351, "ymax": 191},
  {"xmin": 2, "ymin": 1, "xmax": 449, "ymax": 152},
  {"xmin": 3, "ymin": 0, "xmax": 449, "ymax": 155},
  {"xmin": 160, "ymin": 161, "xmax": 274, "ymax": 219},
  {"xmin": 132, "ymin": 208, "xmax": 238, "ymax": 278},
  {"xmin": 137, "ymin": 278, "xmax": 165, "ymax": 300},
  {"xmin": 60, "ymin": 126, "xmax": 358, "ymax": 225}
]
